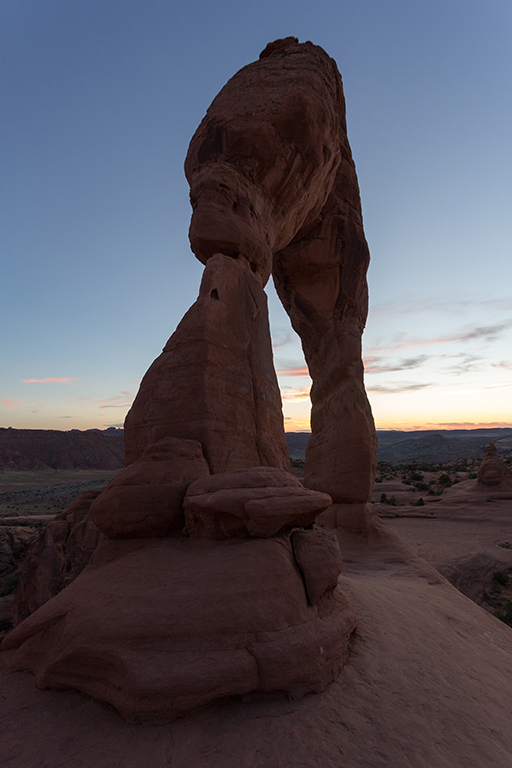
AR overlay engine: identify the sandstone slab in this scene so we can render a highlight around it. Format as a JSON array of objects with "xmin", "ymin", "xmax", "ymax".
[{"xmin": 184, "ymin": 467, "xmax": 332, "ymax": 538}]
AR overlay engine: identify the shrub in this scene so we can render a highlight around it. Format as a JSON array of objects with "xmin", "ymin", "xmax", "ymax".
[{"xmin": 493, "ymin": 571, "xmax": 510, "ymax": 587}]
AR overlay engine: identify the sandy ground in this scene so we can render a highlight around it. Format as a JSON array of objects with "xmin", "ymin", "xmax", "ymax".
[
  {"xmin": 0, "ymin": 470, "xmax": 119, "ymax": 516},
  {"xmin": 2, "ymin": 510, "xmax": 512, "ymax": 767}
]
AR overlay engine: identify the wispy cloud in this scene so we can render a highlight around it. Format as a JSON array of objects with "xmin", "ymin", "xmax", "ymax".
[
  {"xmin": 281, "ymin": 386, "xmax": 311, "ymax": 401},
  {"xmin": 1, "ymin": 399, "xmax": 21, "ymax": 407},
  {"xmin": 441, "ymin": 354, "xmax": 484, "ymax": 376},
  {"xmin": 481, "ymin": 381, "xmax": 512, "ymax": 390},
  {"xmin": 364, "ymin": 355, "xmax": 429, "ymax": 374},
  {"xmin": 271, "ymin": 330, "xmax": 296, "ymax": 349},
  {"xmin": 22, "ymin": 377, "xmax": 81, "ymax": 384},
  {"xmin": 366, "ymin": 383, "xmax": 432, "ymax": 393},
  {"xmin": 276, "ymin": 365, "xmax": 310, "ymax": 378},
  {"xmin": 367, "ymin": 321, "xmax": 512, "ymax": 354},
  {"xmin": 79, "ymin": 391, "xmax": 134, "ymax": 407},
  {"xmin": 427, "ymin": 421, "xmax": 512, "ymax": 429}
]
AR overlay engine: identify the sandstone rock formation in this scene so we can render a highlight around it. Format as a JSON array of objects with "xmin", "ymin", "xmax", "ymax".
[
  {"xmin": 184, "ymin": 35, "xmax": 377, "ymax": 503},
  {"xmin": 474, "ymin": 444, "xmax": 512, "ymax": 499},
  {"xmin": 2, "ymin": 530, "xmax": 354, "ymax": 725},
  {"xmin": 90, "ymin": 437, "xmax": 210, "ymax": 538},
  {"xmin": 124, "ymin": 253, "xmax": 289, "ymax": 472},
  {"xmin": 477, "ymin": 444, "xmax": 512, "ymax": 488},
  {"xmin": 184, "ymin": 466, "xmax": 332, "ymax": 538},
  {"xmin": 2, "ymin": 37, "xmax": 375, "ymax": 723}
]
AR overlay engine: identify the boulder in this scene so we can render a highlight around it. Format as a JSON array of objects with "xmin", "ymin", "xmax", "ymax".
[
  {"xmin": 290, "ymin": 528, "xmax": 343, "ymax": 605},
  {"xmin": 184, "ymin": 467, "xmax": 332, "ymax": 538},
  {"xmin": 2, "ymin": 535, "xmax": 356, "ymax": 725},
  {"xmin": 89, "ymin": 437, "xmax": 210, "ymax": 539}
]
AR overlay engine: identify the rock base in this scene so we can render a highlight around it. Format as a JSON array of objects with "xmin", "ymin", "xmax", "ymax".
[{"xmin": 2, "ymin": 533, "xmax": 356, "ymax": 725}]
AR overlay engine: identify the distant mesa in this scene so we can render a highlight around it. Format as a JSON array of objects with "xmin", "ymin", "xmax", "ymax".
[{"xmin": 0, "ymin": 428, "xmax": 124, "ymax": 471}]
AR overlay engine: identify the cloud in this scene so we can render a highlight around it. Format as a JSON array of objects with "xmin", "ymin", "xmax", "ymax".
[
  {"xmin": 276, "ymin": 366, "xmax": 310, "ymax": 378},
  {"xmin": 367, "ymin": 320, "xmax": 512, "ymax": 354},
  {"xmin": 481, "ymin": 382, "xmax": 512, "ymax": 390},
  {"xmin": 80, "ymin": 391, "xmax": 134, "ymax": 407},
  {"xmin": 427, "ymin": 421, "xmax": 512, "ymax": 429},
  {"xmin": 281, "ymin": 386, "xmax": 311, "ymax": 401},
  {"xmin": 441, "ymin": 354, "xmax": 484, "ymax": 376},
  {"xmin": 364, "ymin": 355, "xmax": 429, "ymax": 374},
  {"xmin": 370, "ymin": 297, "xmax": 512, "ymax": 317},
  {"xmin": 366, "ymin": 383, "xmax": 432, "ymax": 393},
  {"xmin": 22, "ymin": 377, "xmax": 81, "ymax": 384},
  {"xmin": 0, "ymin": 399, "xmax": 21, "ymax": 407},
  {"xmin": 271, "ymin": 330, "xmax": 296, "ymax": 349}
]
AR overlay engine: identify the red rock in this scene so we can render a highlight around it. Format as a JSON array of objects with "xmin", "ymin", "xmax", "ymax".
[
  {"xmin": 477, "ymin": 444, "xmax": 512, "ymax": 488},
  {"xmin": 2, "ymin": 535, "xmax": 356, "ymax": 725},
  {"xmin": 185, "ymin": 38, "xmax": 376, "ymax": 504},
  {"xmin": 290, "ymin": 528, "xmax": 343, "ymax": 605},
  {"xmin": 89, "ymin": 437, "xmax": 210, "ymax": 539},
  {"xmin": 124, "ymin": 254, "xmax": 289, "ymax": 473},
  {"xmin": 184, "ymin": 467, "xmax": 332, "ymax": 539}
]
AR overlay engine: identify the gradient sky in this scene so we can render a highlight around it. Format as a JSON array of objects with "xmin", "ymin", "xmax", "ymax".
[{"xmin": 1, "ymin": 0, "xmax": 511, "ymax": 432}]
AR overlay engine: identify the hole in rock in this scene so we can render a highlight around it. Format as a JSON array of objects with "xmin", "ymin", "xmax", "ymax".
[{"xmin": 210, "ymin": 288, "xmax": 219, "ymax": 300}]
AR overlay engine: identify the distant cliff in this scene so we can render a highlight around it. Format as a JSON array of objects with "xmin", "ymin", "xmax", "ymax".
[
  {"xmin": 286, "ymin": 429, "xmax": 512, "ymax": 463},
  {"xmin": 0, "ymin": 428, "xmax": 124, "ymax": 470}
]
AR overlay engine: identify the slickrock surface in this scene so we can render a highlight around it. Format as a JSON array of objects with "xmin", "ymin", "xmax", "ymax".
[{"xmin": 2, "ymin": 519, "xmax": 512, "ymax": 767}]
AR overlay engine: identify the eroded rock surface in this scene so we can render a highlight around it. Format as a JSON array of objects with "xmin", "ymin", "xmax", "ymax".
[
  {"xmin": 184, "ymin": 467, "xmax": 332, "ymax": 538},
  {"xmin": 185, "ymin": 36, "xmax": 377, "ymax": 502},
  {"xmin": 477, "ymin": 444, "xmax": 512, "ymax": 489},
  {"xmin": 124, "ymin": 254, "xmax": 289, "ymax": 473},
  {"xmin": 2, "ymin": 534, "xmax": 356, "ymax": 725},
  {"xmin": 13, "ymin": 490, "xmax": 106, "ymax": 626},
  {"xmin": 90, "ymin": 437, "xmax": 210, "ymax": 538}
]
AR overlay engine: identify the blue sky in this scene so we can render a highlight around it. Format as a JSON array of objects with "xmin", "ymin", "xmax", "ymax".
[{"xmin": 1, "ymin": 0, "xmax": 511, "ymax": 431}]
